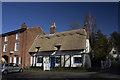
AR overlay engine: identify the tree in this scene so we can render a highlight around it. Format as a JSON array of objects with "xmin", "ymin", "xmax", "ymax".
[
  {"xmin": 86, "ymin": 12, "xmax": 97, "ymax": 36},
  {"xmin": 69, "ymin": 21, "xmax": 83, "ymax": 30},
  {"xmin": 110, "ymin": 32, "xmax": 120, "ymax": 47},
  {"xmin": 90, "ymin": 30, "xmax": 110, "ymax": 67},
  {"xmin": 110, "ymin": 32, "xmax": 120, "ymax": 60}
]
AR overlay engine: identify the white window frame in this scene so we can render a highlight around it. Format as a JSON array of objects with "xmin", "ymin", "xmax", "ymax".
[
  {"xmin": 19, "ymin": 57, "xmax": 22, "ymax": 64},
  {"xmin": 4, "ymin": 35, "xmax": 8, "ymax": 42},
  {"xmin": 73, "ymin": 57, "xmax": 82, "ymax": 64},
  {"xmin": 14, "ymin": 42, "xmax": 19, "ymax": 51},
  {"xmin": 3, "ymin": 44, "xmax": 7, "ymax": 52},
  {"xmin": 10, "ymin": 57, "xmax": 12, "ymax": 63},
  {"xmin": 55, "ymin": 56, "xmax": 61, "ymax": 64},
  {"xmin": 37, "ymin": 56, "xmax": 43, "ymax": 63},
  {"xmin": 16, "ymin": 33, "xmax": 20, "ymax": 40}
]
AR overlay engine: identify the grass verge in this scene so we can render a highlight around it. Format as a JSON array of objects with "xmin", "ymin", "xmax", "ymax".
[{"xmin": 24, "ymin": 67, "xmax": 102, "ymax": 72}]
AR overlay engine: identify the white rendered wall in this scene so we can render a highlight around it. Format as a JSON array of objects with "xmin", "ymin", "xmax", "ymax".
[
  {"xmin": 55, "ymin": 55, "xmax": 82, "ymax": 68},
  {"xmin": 86, "ymin": 39, "xmax": 90, "ymax": 53},
  {"xmin": 34, "ymin": 54, "xmax": 83, "ymax": 68}
]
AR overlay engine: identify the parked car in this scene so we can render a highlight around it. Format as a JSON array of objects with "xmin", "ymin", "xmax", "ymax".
[{"xmin": 1, "ymin": 63, "xmax": 24, "ymax": 74}]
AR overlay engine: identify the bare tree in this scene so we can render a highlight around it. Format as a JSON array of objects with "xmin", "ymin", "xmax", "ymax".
[
  {"xmin": 69, "ymin": 21, "xmax": 83, "ymax": 30},
  {"xmin": 86, "ymin": 12, "xmax": 97, "ymax": 36}
]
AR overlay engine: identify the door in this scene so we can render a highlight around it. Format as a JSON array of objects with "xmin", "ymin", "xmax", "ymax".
[
  {"xmin": 50, "ymin": 57, "xmax": 55, "ymax": 69},
  {"xmin": 43, "ymin": 56, "xmax": 50, "ymax": 71},
  {"xmin": 2, "ymin": 55, "xmax": 8, "ymax": 63}
]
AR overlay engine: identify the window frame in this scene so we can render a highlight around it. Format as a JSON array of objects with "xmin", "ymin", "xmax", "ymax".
[
  {"xmin": 14, "ymin": 42, "xmax": 19, "ymax": 51},
  {"xmin": 3, "ymin": 44, "xmax": 7, "ymax": 52},
  {"xmin": 37, "ymin": 57, "xmax": 43, "ymax": 63},
  {"xmin": 10, "ymin": 57, "xmax": 13, "ymax": 63},
  {"xmin": 55, "ymin": 57, "xmax": 61, "ymax": 64},
  {"xmin": 4, "ymin": 35, "xmax": 8, "ymax": 42},
  {"xmin": 19, "ymin": 57, "xmax": 22, "ymax": 64},
  {"xmin": 16, "ymin": 33, "xmax": 20, "ymax": 40},
  {"xmin": 73, "ymin": 57, "xmax": 82, "ymax": 64},
  {"xmin": 113, "ymin": 51, "xmax": 116, "ymax": 54}
]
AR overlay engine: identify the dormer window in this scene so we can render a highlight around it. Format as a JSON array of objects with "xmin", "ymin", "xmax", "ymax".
[
  {"xmin": 4, "ymin": 36, "xmax": 8, "ymax": 42},
  {"xmin": 16, "ymin": 33, "xmax": 20, "ymax": 40},
  {"xmin": 55, "ymin": 45, "xmax": 61, "ymax": 50}
]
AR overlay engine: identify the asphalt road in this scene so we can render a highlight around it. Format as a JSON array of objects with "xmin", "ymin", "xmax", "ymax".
[
  {"xmin": 1, "ymin": 70, "xmax": 120, "ymax": 80},
  {"xmin": 2, "ymin": 62, "xmax": 120, "ymax": 80}
]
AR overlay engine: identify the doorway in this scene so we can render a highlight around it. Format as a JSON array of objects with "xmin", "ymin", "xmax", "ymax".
[
  {"xmin": 50, "ymin": 57, "xmax": 55, "ymax": 69},
  {"xmin": 2, "ymin": 55, "xmax": 9, "ymax": 63}
]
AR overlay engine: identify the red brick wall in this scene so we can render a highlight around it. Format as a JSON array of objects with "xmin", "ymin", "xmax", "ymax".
[
  {"xmin": 2, "ymin": 26, "xmax": 45, "ymax": 67},
  {"xmin": 24, "ymin": 26, "xmax": 45, "ymax": 67},
  {"xmin": 2, "ymin": 31, "xmax": 25, "ymax": 66}
]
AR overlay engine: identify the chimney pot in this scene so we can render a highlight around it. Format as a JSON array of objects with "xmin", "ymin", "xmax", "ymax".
[
  {"xmin": 50, "ymin": 22, "xmax": 56, "ymax": 34},
  {"xmin": 84, "ymin": 20, "xmax": 89, "ymax": 39},
  {"xmin": 21, "ymin": 22, "xmax": 27, "ymax": 29}
]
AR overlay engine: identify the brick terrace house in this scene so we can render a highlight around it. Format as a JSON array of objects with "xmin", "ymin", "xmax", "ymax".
[{"xmin": 1, "ymin": 23, "xmax": 45, "ymax": 67}]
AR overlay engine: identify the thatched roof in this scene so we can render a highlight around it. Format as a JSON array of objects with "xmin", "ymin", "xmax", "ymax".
[{"xmin": 29, "ymin": 29, "xmax": 87, "ymax": 53}]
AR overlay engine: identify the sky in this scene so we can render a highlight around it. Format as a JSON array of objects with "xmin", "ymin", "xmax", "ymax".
[{"xmin": 2, "ymin": 2, "xmax": 119, "ymax": 37}]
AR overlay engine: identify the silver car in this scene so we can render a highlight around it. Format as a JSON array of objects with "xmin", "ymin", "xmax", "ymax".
[{"xmin": 1, "ymin": 63, "xmax": 24, "ymax": 74}]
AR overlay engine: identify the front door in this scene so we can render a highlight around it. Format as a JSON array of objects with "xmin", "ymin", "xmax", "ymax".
[
  {"xmin": 43, "ymin": 56, "xmax": 50, "ymax": 71},
  {"xmin": 50, "ymin": 57, "xmax": 55, "ymax": 69}
]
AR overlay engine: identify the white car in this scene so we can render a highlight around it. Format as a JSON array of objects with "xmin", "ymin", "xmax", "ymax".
[{"xmin": 1, "ymin": 63, "xmax": 24, "ymax": 74}]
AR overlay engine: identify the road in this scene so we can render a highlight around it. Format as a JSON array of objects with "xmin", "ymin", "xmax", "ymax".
[
  {"xmin": 1, "ymin": 70, "xmax": 120, "ymax": 80},
  {"xmin": 1, "ymin": 62, "xmax": 120, "ymax": 80}
]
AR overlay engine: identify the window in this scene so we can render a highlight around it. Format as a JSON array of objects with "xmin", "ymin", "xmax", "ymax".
[
  {"xmin": 74, "ymin": 57, "xmax": 82, "ymax": 64},
  {"xmin": 19, "ymin": 57, "xmax": 22, "ymax": 64},
  {"xmin": 115, "ymin": 58, "xmax": 118, "ymax": 61},
  {"xmin": 14, "ymin": 42, "xmax": 19, "ymax": 51},
  {"xmin": 14, "ymin": 55, "xmax": 18, "ymax": 64},
  {"xmin": 55, "ymin": 57, "xmax": 60, "ymax": 63},
  {"xmin": 3, "ymin": 44, "xmax": 7, "ymax": 52},
  {"xmin": 10, "ymin": 57, "xmax": 12, "ymax": 63},
  {"xmin": 113, "ymin": 51, "xmax": 116, "ymax": 54},
  {"xmin": 4, "ymin": 36, "xmax": 8, "ymax": 42},
  {"xmin": 5, "ymin": 64, "xmax": 8, "ymax": 66},
  {"xmin": 37, "ymin": 57, "xmax": 43, "ymax": 63},
  {"xmin": 13, "ymin": 63, "xmax": 19, "ymax": 67},
  {"xmin": 8, "ymin": 63, "xmax": 13, "ymax": 66},
  {"xmin": 16, "ymin": 33, "xmax": 20, "ymax": 40}
]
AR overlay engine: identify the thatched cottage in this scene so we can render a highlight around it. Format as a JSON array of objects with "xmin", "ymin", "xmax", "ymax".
[{"xmin": 29, "ymin": 21, "xmax": 91, "ymax": 70}]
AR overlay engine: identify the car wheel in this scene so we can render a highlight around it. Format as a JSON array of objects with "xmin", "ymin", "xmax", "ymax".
[
  {"xmin": 19, "ymin": 69, "xmax": 23, "ymax": 72},
  {"xmin": 3, "ymin": 70, "xmax": 8, "ymax": 75}
]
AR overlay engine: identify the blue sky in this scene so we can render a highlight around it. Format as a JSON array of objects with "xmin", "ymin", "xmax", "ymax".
[{"xmin": 2, "ymin": 2, "xmax": 118, "ymax": 37}]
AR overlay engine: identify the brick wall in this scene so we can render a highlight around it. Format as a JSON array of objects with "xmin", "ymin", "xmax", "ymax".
[{"xmin": 2, "ymin": 26, "xmax": 45, "ymax": 67}]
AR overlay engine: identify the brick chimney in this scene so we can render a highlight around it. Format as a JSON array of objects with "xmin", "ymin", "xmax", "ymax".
[
  {"xmin": 21, "ymin": 22, "xmax": 27, "ymax": 29},
  {"xmin": 50, "ymin": 22, "xmax": 56, "ymax": 34},
  {"xmin": 84, "ymin": 20, "xmax": 89, "ymax": 39}
]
